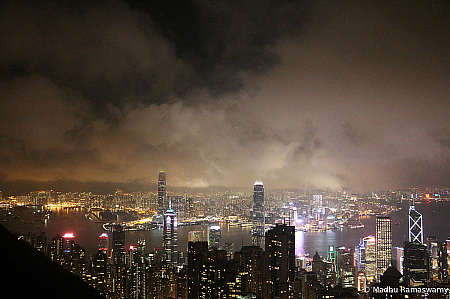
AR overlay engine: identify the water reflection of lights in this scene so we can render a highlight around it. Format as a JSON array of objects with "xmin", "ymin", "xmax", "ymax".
[{"xmin": 295, "ymin": 230, "xmax": 305, "ymax": 257}]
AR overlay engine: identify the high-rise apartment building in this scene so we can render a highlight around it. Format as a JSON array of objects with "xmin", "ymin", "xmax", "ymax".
[
  {"xmin": 187, "ymin": 241, "xmax": 232, "ymax": 298},
  {"xmin": 252, "ymin": 180, "xmax": 265, "ymax": 248},
  {"xmin": 187, "ymin": 241, "xmax": 209, "ymax": 299},
  {"xmin": 234, "ymin": 246, "xmax": 264, "ymax": 298},
  {"xmin": 265, "ymin": 224, "xmax": 295, "ymax": 299},
  {"xmin": 158, "ymin": 171, "xmax": 166, "ymax": 215},
  {"xmin": 376, "ymin": 216, "xmax": 392, "ymax": 280}
]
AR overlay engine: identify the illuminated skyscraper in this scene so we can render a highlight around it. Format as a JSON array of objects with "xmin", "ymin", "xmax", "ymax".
[
  {"xmin": 62, "ymin": 233, "xmax": 75, "ymax": 254},
  {"xmin": 93, "ymin": 233, "xmax": 108, "ymax": 293},
  {"xmin": 158, "ymin": 171, "xmax": 167, "ymax": 215},
  {"xmin": 376, "ymin": 216, "xmax": 392, "ymax": 279},
  {"xmin": 98, "ymin": 233, "xmax": 108, "ymax": 253},
  {"xmin": 338, "ymin": 247, "xmax": 357, "ymax": 288},
  {"xmin": 163, "ymin": 200, "xmax": 178, "ymax": 268},
  {"xmin": 409, "ymin": 198, "xmax": 423, "ymax": 244},
  {"xmin": 265, "ymin": 224, "xmax": 295, "ymax": 299},
  {"xmin": 356, "ymin": 235, "xmax": 376, "ymax": 282},
  {"xmin": 208, "ymin": 225, "xmax": 221, "ymax": 249},
  {"xmin": 252, "ymin": 180, "xmax": 265, "ymax": 248},
  {"xmin": 393, "ymin": 247, "xmax": 404, "ymax": 274},
  {"xmin": 313, "ymin": 194, "xmax": 323, "ymax": 220},
  {"xmin": 234, "ymin": 245, "xmax": 264, "ymax": 298},
  {"xmin": 187, "ymin": 241, "xmax": 208, "ymax": 299}
]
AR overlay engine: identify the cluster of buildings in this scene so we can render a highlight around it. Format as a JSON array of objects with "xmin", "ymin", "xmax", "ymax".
[{"xmin": 4, "ymin": 175, "xmax": 450, "ymax": 298}]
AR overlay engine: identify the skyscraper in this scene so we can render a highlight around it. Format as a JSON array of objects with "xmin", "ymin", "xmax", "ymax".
[
  {"xmin": 208, "ymin": 225, "xmax": 221, "ymax": 249},
  {"xmin": 234, "ymin": 245, "xmax": 265, "ymax": 298},
  {"xmin": 252, "ymin": 180, "xmax": 265, "ymax": 248},
  {"xmin": 92, "ymin": 233, "xmax": 108, "ymax": 293},
  {"xmin": 403, "ymin": 241, "xmax": 428, "ymax": 286},
  {"xmin": 265, "ymin": 224, "xmax": 295, "ymax": 299},
  {"xmin": 111, "ymin": 225, "xmax": 126, "ymax": 297},
  {"xmin": 356, "ymin": 235, "xmax": 376, "ymax": 282},
  {"xmin": 62, "ymin": 232, "xmax": 75, "ymax": 254},
  {"xmin": 409, "ymin": 198, "xmax": 423, "ymax": 244},
  {"xmin": 187, "ymin": 241, "xmax": 208, "ymax": 299},
  {"xmin": 427, "ymin": 236, "xmax": 439, "ymax": 280},
  {"xmin": 112, "ymin": 225, "xmax": 125, "ymax": 265},
  {"xmin": 163, "ymin": 201, "xmax": 178, "ymax": 268},
  {"xmin": 158, "ymin": 171, "xmax": 166, "ymax": 215},
  {"xmin": 376, "ymin": 216, "xmax": 392, "ymax": 280},
  {"xmin": 337, "ymin": 247, "xmax": 357, "ymax": 288},
  {"xmin": 98, "ymin": 232, "xmax": 108, "ymax": 253}
]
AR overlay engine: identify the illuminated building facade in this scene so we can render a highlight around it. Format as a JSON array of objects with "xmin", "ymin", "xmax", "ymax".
[
  {"xmin": 185, "ymin": 197, "xmax": 194, "ymax": 218},
  {"xmin": 356, "ymin": 235, "xmax": 376, "ymax": 282},
  {"xmin": 252, "ymin": 180, "xmax": 265, "ymax": 248},
  {"xmin": 313, "ymin": 194, "xmax": 323, "ymax": 220},
  {"xmin": 234, "ymin": 245, "xmax": 264, "ymax": 298},
  {"xmin": 171, "ymin": 195, "xmax": 185, "ymax": 220},
  {"xmin": 265, "ymin": 224, "xmax": 295, "ymax": 299},
  {"xmin": 393, "ymin": 246, "xmax": 404, "ymax": 275},
  {"xmin": 338, "ymin": 247, "xmax": 357, "ymax": 288},
  {"xmin": 188, "ymin": 230, "xmax": 204, "ymax": 242},
  {"xmin": 428, "ymin": 236, "xmax": 439, "ymax": 280},
  {"xmin": 163, "ymin": 203, "xmax": 178, "ymax": 267},
  {"xmin": 98, "ymin": 233, "xmax": 108, "ymax": 253},
  {"xmin": 208, "ymin": 225, "xmax": 221, "ymax": 249},
  {"xmin": 187, "ymin": 241, "xmax": 208, "ymax": 299},
  {"xmin": 328, "ymin": 245, "xmax": 338, "ymax": 284},
  {"xmin": 62, "ymin": 232, "xmax": 75, "ymax": 254},
  {"xmin": 438, "ymin": 241, "xmax": 448, "ymax": 282},
  {"xmin": 376, "ymin": 216, "xmax": 392, "ymax": 280},
  {"xmin": 409, "ymin": 199, "xmax": 423, "ymax": 244},
  {"xmin": 158, "ymin": 171, "xmax": 166, "ymax": 215},
  {"xmin": 92, "ymin": 234, "xmax": 108, "ymax": 294}
]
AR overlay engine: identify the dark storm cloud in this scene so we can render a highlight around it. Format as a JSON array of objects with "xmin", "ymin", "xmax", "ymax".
[
  {"xmin": 126, "ymin": 0, "xmax": 306, "ymax": 94},
  {"xmin": 0, "ymin": 0, "xmax": 449, "ymax": 191}
]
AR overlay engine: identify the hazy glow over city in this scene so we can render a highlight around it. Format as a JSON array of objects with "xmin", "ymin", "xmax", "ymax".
[{"xmin": 0, "ymin": 1, "xmax": 449, "ymax": 193}]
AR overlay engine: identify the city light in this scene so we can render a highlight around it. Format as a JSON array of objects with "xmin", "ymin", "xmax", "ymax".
[{"xmin": 62, "ymin": 233, "xmax": 75, "ymax": 239}]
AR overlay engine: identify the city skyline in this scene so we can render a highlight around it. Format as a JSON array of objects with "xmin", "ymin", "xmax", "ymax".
[
  {"xmin": 0, "ymin": 1, "xmax": 449, "ymax": 193},
  {"xmin": 3, "ymin": 180, "xmax": 450, "ymax": 297}
]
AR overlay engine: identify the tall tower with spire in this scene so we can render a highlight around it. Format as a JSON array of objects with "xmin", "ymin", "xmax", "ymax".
[
  {"xmin": 409, "ymin": 196, "xmax": 423, "ymax": 244},
  {"xmin": 163, "ymin": 198, "xmax": 178, "ymax": 268},
  {"xmin": 252, "ymin": 180, "xmax": 265, "ymax": 248},
  {"xmin": 158, "ymin": 171, "xmax": 166, "ymax": 215}
]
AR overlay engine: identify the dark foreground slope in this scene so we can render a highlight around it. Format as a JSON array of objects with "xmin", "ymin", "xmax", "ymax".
[{"xmin": 0, "ymin": 224, "xmax": 104, "ymax": 299}]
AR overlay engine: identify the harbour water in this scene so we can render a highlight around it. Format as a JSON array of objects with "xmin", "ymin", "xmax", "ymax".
[{"xmin": 1, "ymin": 201, "xmax": 450, "ymax": 258}]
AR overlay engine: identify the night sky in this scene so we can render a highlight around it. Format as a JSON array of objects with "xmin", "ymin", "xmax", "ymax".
[{"xmin": 0, "ymin": 0, "xmax": 449, "ymax": 192}]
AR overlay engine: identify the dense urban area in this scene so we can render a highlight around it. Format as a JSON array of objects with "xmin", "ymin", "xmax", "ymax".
[{"xmin": 1, "ymin": 173, "xmax": 450, "ymax": 298}]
